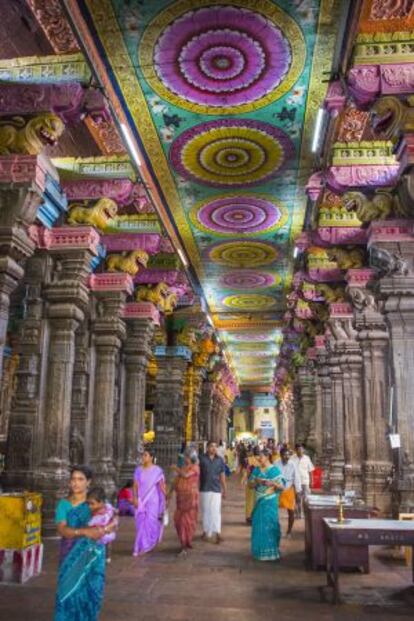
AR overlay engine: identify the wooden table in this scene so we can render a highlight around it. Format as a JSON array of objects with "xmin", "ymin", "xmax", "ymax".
[
  {"xmin": 304, "ymin": 498, "xmax": 370, "ymax": 571},
  {"xmin": 323, "ymin": 518, "xmax": 414, "ymax": 604}
]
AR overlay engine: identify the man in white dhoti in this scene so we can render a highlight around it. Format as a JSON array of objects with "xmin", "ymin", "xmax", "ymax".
[{"xmin": 199, "ymin": 441, "xmax": 226, "ymax": 544}]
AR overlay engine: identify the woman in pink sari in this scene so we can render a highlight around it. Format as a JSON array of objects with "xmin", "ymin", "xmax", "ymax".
[
  {"xmin": 171, "ymin": 449, "xmax": 200, "ymax": 556},
  {"xmin": 132, "ymin": 448, "xmax": 166, "ymax": 557}
]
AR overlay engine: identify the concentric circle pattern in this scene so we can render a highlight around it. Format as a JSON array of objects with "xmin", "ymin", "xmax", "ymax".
[
  {"xmin": 140, "ymin": 1, "xmax": 305, "ymax": 113},
  {"xmin": 223, "ymin": 294, "xmax": 276, "ymax": 310},
  {"xmin": 219, "ymin": 270, "xmax": 280, "ymax": 290},
  {"xmin": 191, "ymin": 195, "xmax": 287, "ymax": 235},
  {"xmin": 209, "ymin": 241, "xmax": 278, "ymax": 268},
  {"xmin": 171, "ymin": 120, "xmax": 294, "ymax": 187}
]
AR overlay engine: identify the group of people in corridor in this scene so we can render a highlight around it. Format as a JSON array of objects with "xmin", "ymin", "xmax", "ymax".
[{"xmin": 54, "ymin": 440, "xmax": 314, "ymax": 620}]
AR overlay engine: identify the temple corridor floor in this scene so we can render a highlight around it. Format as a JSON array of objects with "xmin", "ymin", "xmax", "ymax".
[{"xmin": 0, "ymin": 478, "xmax": 413, "ymax": 621}]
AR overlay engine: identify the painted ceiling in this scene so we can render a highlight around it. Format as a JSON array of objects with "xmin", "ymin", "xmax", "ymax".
[{"xmin": 73, "ymin": 0, "xmax": 342, "ymax": 390}]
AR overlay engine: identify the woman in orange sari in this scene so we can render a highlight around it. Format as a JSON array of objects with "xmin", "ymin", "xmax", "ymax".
[{"xmin": 171, "ymin": 449, "xmax": 200, "ymax": 556}]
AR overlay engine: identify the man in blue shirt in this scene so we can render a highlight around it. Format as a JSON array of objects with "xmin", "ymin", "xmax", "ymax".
[{"xmin": 199, "ymin": 440, "xmax": 226, "ymax": 544}]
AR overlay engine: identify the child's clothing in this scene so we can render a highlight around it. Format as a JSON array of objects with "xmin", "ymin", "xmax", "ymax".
[{"xmin": 89, "ymin": 503, "xmax": 116, "ymax": 545}]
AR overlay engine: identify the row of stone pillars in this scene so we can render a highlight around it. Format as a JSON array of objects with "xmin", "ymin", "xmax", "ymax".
[
  {"xmin": 0, "ymin": 157, "xmax": 233, "ymax": 528},
  {"xmin": 290, "ymin": 225, "xmax": 414, "ymax": 514}
]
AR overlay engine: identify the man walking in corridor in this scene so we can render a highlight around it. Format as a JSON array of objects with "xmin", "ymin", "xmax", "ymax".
[
  {"xmin": 276, "ymin": 447, "xmax": 302, "ymax": 537},
  {"xmin": 199, "ymin": 441, "xmax": 227, "ymax": 544},
  {"xmin": 291, "ymin": 444, "xmax": 314, "ymax": 518}
]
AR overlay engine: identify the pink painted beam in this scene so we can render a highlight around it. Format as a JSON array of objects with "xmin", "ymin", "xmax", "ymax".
[
  {"xmin": 63, "ymin": 178, "xmax": 135, "ymax": 204},
  {"xmin": 329, "ymin": 302, "xmax": 353, "ymax": 318},
  {"xmin": 348, "ymin": 63, "xmax": 414, "ymax": 107},
  {"xmin": 326, "ymin": 165, "xmax": 400, "ymax": 192},
  {"xmin": 0, "ymin": 83, "xmax": 110, "ymax": 124},
  {"xmin": 133, "ymin": 268, "xmax": 185, "ymax": 286},
  {"xmin": 346, "ymin": 268, "xmax": 375, "ymax": 287},
  {"xmin": 317, "ymin": 227, "xmax": 368, "ymax": 245},
  {"xmin": 88, "ymin": 272, "xmax": 134, "ymax": 294},
  {"xmin": 367, "ymin": 219, "xmax": 414, "ymax": 246},
  {"xmin": 0, "ymin": 153, "xmax": 57, "ymax": 189},
  {"xmin": 101, "ymin": 233, "xmax": 161, "ymax": 254},
  {"xmin": 29, "ymin": 224, "xmax": 100, "ymax": 252},
  {"xmin": 123, "ymin": 301, "xmax": 160, "ymax": 325}
]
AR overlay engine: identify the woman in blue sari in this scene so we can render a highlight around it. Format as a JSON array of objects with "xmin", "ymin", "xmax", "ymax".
[
  {"xmin": 249, "ymin": 449, "xmax": 285, "ymax": 561},
  {"xmin": 54, "ymin": 465, "xmax": 116, "ymax": 621}
]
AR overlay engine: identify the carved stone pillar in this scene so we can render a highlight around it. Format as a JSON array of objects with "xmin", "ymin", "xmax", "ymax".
[
  {"xmin": 210, "ymin": 391, "xmax": 221, "ymax": 442},
  {"xmin": 152, "ymin": 346, "xmax": 191, "ymax": 471},
  {"xmin": 35, "ymin": 227, "xmax": 100, "ymax": 526},
  {"xmin": 310, "ymin": 352, "xmax": 323, "ymax": 462},
  {"xmin": 4, "ymin": 252, "xmax": 52, "ymax": 490},
  {"xmin": 326, "ymin": 337, "xmax": 345, "ymax": 492},
  {"xmin": 315, "ymin": 338, "xmax": 334, "ymax": 485},
  {"xmin": 296, "ymin": 366, "xmax": 316, "ymax": 448},
  {"xmin": 330, "ymin": 304, "xmax": 364, "ymax": 494},
  {"xmin": 369, "ymin": 221, "xmax": 414, "ymax": 511},
  {"xmin": 119, "ymin": 302, "xmax": 157, "ymax": 483},
  {"xmin": 0, "ymin": 155, "xmax": 50, "ymax": 375},
  {"xmin": 89, "ymin": 273, "xmax": 133, "ymax": 496},
  {"xmin": 347, "ymin": 268, "xmax": 393, "ymax": 514},
  {"xmin": 199, "ymin": 379, "xmax": 214, "ymax": 441},
  {"xmin": 69, "ymin": 322, "xmax": 90, "ymax": 466}
]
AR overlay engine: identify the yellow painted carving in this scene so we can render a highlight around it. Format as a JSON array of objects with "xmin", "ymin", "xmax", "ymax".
[
  {"xmin": 67, "ymin": 197, "xmax": 118, "ymax": 230},
  {"xmin": 326, "ymin": 247, "xmax": 365, "ymax": 270},
  {"xmin": 0, "ymin": 114, "xmax": 64, "ymax": 155},
  {"xmin": 176, "ymin": 326, "xmax": 198, "ymax": 351},
  {"xmin": 106, "ymin": 250, "xmax": 149, "ymax": 276},
  {"xmin": 136, "ymin": 282, "xmax": 170, "ymax": 309},
  {"xmin": 314, "ymin": 283, "xmax": 346, "ymax": 303},
  {"xmin": 342, "ymin": 190, "xmax": 403, "ymax": 222},
  {"xmin": 371, "ymin": 96, "xmax": 414, "ymax": 142}
]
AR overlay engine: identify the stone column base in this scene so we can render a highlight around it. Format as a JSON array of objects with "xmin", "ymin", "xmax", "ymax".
[{"xmin": 362, "ymin": 461, "xmax": 393, "ymax": 515}]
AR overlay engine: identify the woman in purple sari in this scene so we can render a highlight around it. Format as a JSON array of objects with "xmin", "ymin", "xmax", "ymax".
[{"xmin": 132, "ymin": 448, "xmax": 166, "ymax": 557}]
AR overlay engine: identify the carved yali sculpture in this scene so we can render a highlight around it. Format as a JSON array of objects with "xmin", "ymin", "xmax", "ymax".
[
  {"xmin": 106, "ymin": 250, "xmax": 149, "ymax": 276},
  {"xmin": 161, "ymin": 291, "xmax": 178, "ymax": 314},
  {"xmin": 343, "ymin": 190, "xmax": 405, "ymax": 222},
  {"xmin": 67, "ymin": 197, "xmax": 118, "ymax": 230},
  {"xmin": 326, "ymin": 247, "xmax": 365, "ymax": 270},
  {"xmin": 0, "ymin": 113, "xmax": 65, "ymax": 154},
  {"xmin": 371, "ymin": 95, "xmax": 414, "ymax": 141},
  {"xmin": 314, "ymin": 283, "xmax": 346, "ymax": 304},
  {"xmin": 136, "ymin": 282, "xmax": 170, "ymax": 309}
]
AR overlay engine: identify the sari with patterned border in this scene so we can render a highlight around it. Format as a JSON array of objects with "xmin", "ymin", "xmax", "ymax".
[{"xmin": 249, "ymin": 465, "xmax": 285, "ymax": 561}]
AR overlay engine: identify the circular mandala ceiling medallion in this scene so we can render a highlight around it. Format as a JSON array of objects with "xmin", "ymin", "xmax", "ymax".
[
  {"xmin": 191, "ymin": 195, "xmax": 288, "ymax": 236},
  {"xmin": 171, "ymin": 120, "xmax": 294, "ymax": 187},
  {"xmin": 209, "ymin": 241, "xmax": 278, "ymax": 267},
  {"xmin": 223, "ymin": 294, "xmax": 276, "ymax": 310},
  {"xmin": 219, "ymin": 270, "xmax": 281, "ymax": 290},
  {"xmin": 139, "ymin": 1, "xmax": 305, "ymax": 114}
]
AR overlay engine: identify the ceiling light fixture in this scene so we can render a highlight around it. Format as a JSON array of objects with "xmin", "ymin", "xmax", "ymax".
[
  {"xmin": 120, "ymin": 123, "xmax": 142, "ymax": 167},
  {"xmin": 311, "ymin": 108, "xmax": 326, "ymax": 154},
  {"xmin": 177, "ymin": 247, "xmax": 189, "ymax": 268}
]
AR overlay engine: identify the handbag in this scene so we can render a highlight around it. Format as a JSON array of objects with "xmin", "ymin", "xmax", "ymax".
[{"xmin": 162, "ymin": 509, "xmax": 169, "ymax": 527}]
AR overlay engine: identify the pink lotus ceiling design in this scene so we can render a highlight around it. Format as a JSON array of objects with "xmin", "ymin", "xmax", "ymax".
[{"xmin": 69, "ymin": 0, "xmax": 342, "ymax": 389}]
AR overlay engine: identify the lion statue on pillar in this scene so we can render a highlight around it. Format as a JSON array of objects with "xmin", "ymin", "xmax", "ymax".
[
  {"xmin": 0, "ymin": 113, "xmax": 65, "ymax": 155},
  {"xmin": 67, "ymin": 197, "xmax": 118, "ymax": 231},
  {"xmin": 106, "ymin": 250, "xmax": 149, "ymax": 276}
]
